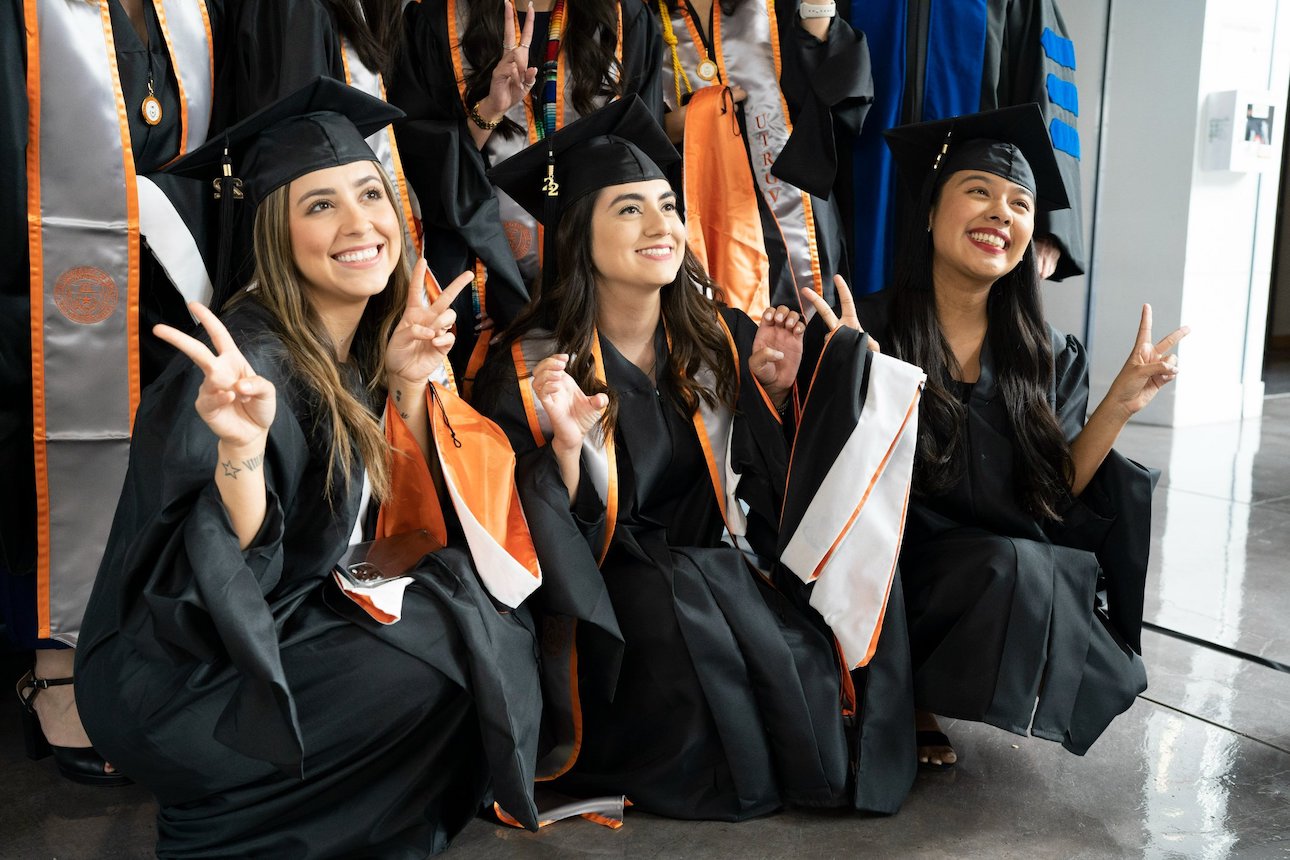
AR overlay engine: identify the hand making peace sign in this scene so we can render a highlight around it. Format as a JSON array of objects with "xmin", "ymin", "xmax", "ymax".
[
  {"xmin": 1103, "ymin": 303, "xmax": 1188, "ymax": 420},
  {"xmin": 153, "ymin": 303, "xmax": 277, "ymax": 449},
  {"xmin": 385, "ymin": 259, "xmax": 474, "ymax": 385},
  {"xmin": 476, "ymin": 0, "xmax": 538, "ymax": 125}
]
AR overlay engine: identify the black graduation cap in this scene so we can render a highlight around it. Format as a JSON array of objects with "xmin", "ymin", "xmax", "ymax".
[
  {"xmin": 169, "ymin": 76, "xmax": 404, "ymax": 209},
  {"xmin": 488, "ymin": 95, "xmax": 680, "ymax": 227},
  {"xmin": 166, "ymin": 77, "xmax": 403, "ymax": 305},
  {"xmin": 883, "ymin": 104, "xmax": 1069, "ymax": 212}
]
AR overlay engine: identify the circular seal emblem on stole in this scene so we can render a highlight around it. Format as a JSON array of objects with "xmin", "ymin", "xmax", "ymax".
[
  {"xmin": 503, "ymin": 220, "xmax": 533, "ymax": 259},
  {"xmin": 53, "ymin": 266, "xmax": 119, "ymax": 325}
]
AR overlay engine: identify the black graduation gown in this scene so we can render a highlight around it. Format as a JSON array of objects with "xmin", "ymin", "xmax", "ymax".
[
  {"xmin": 858, "ymin": 292, "xmax": 1156, "ymax": 756},
  {"xmin": 0, "ymin": 0, "xmax": 221, "ymax": 643},
  {"xmin": 477, "ymin": 310, "xmax": 867, "ymax": 821},
  {"xmin": 387, "ymin": 0, "xmax": 664, "ymax": 382},
  {"xmin": 74, "ymin": 302, "xmax": 543, "ymax": 857}
]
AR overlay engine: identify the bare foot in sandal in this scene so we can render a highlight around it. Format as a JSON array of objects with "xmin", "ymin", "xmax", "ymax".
[{"xmin": 915, "ymin": 709, "xmax": 957, "ymax": 770}]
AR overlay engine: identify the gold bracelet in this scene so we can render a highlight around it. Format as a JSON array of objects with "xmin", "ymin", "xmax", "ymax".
[{"xmin": 468, "ymin": 102, "xmax": 502, "ymax": 130}]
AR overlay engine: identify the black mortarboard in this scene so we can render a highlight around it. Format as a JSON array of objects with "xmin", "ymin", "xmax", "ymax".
[
  {"xmin": 169, "ymin": 76, "xmax": 403, "ymax": 209},
  {"xmin": 166, "ymin": 77, "xmax": 403, "ymax": 305},
  {"xmin": 487, "ymin": 96, "xmax": 680, "ymax": 227},
  {"xmin": 883, "ymin": 104, "xmax": 1069, "ymax": 212}
]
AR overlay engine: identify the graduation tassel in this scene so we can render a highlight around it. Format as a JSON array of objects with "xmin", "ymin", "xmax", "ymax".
[{"xmin": 211, "ymin": 140, "xmax": 243, "ymax": 310}]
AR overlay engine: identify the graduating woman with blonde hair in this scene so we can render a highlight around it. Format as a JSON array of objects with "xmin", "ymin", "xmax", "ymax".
[{"xmin": 75, "ymin": 80, "xmax": 545, "ymax": 856}]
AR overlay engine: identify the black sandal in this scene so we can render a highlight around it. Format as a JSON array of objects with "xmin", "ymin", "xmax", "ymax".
[
  {"xmin": 16, "ymin": 670, "xmax": 131, "ymax": 787},
  {"xmin": 916, "ymin": 729, "xmax": 957, "ymax": 771}
]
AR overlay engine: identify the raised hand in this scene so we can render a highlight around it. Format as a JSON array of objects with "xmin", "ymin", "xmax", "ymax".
[
  {"xmin": 1103, "ymin": 303, "xmax": 1187, "ymax": 420},
  {"xmin": 477, "ymin": 0, "xmax": 537, "ymax": 125},
  {"xmin": 154, "ymin": 303, "xmax": 275, "ymax": 449},
  {"xmin": 386, "ymin": 260, "xmax": 473, "ymax": 385},
  {"xmin": 531, "ymin": 353, "xmax": 609, "ymax": 452},
  {"xmin": 750, "ymin": 304, "xmax": 805, "ymax": 409}
]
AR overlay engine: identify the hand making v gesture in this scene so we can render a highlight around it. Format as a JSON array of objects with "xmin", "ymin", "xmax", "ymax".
[{"xmin": 154, "ymin": 303, "xmax": 276, "ymax": 449}]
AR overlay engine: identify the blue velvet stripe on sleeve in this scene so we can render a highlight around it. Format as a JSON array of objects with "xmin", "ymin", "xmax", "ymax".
[
  {"xmin": 1046, "ymin": 74, "xmax": 1079, "ymax": 117},
  {"xmin": 1040, "ymin": 27, "xmax": 1076, "ymax": 71},
  {"xmin": 1050, "ymin": 117, "xmax": 1080, "ymax": 160}
]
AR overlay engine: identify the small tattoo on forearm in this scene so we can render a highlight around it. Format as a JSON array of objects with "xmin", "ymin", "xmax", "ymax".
[
  {"xmin": 221, "ymin": 460, "xmax": 241, "ymax": 479},
  {"xmin": 399, "ymin": 410, "xmax": 410, "ymax": 421},
  {"xmin": 395, "ymin": 389, "xmax": 402, "ymax": 403},
  {"xmin": 242, "ymin": 453, "xmax": 264, "ymax": 472}
]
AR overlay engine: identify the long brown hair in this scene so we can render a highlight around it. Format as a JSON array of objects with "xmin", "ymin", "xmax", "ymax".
[
  {"xmin": 461, "ymin": 0, "xmax": 625, "ymax": 140},
  {"xmin": 232, "ymin": 166, "xmax": 411, "ymax": 503},
  {"xmin": 500, "ymin": 189, "xmax": 738, "ymax": 435}
]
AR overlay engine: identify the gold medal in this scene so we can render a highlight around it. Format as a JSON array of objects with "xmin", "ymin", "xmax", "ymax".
[
  {"xmin": 141, "ymin": 78, "xmax": 162, "ymax": 127},
  {"xmin": 697, "ymin": 58, "xmax": 718, "ymax": 82}
]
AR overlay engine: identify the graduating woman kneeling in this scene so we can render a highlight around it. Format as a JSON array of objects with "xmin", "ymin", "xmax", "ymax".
[
  {"xmin": 477, "ymin": 97, "xmax": 928, "ymax": 821},
  {"xmin": 862, "ymin": 106, "xmax": 1186, "ymax": 767},
  {"xmin": 75, "ymin": 79, "xmax": 544, "ymax": 857}
]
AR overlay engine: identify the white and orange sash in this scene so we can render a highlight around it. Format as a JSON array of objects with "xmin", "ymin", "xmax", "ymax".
[
  {"xmin": 662, "ymin": 0, "xmax": 824, "ymax": 309},
  {"xmin": 780, "ymin": 346, "xmax": 925, "ymax": 669},
  {"xmin": 339, "ymin": 37, "xmax": 421, "ymax": 255},
  {"xmin": 378, "ymin": 368, "xmax": 542, "ymax": 610},
  {"xmin": 26, "ymin": 0, "xmax": 214, "ymax": 644}
]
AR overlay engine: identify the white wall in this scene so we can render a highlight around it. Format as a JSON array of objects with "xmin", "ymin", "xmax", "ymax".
[{"xmin": 1088, "ymin": 0, "xmax": 1289, "ymax": 425}]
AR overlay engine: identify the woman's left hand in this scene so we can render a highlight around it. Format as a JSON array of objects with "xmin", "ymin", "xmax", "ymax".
[
  {"xmin": 750, "ymin": 304, "xmax": 806, "ymax": 409},
  {"xmin": 385, "ymin": 260, "xmax": 474, "ymax": 385},
  {"xmin": 1102, "ymin": 303, "xmax": 1188, "ymax": 421}
]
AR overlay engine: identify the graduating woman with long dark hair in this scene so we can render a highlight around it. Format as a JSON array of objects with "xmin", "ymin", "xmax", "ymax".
[
  {"xmin": 477, "ymin": 97, "xmax": 928, "ymax": 820},
  {"xmin": 859, "ymin": 105, "xmax": 1187, "ymax": 768},
  {"xmin": 74, "ymin": 80, "xmax": 545, "ymax": 856}
]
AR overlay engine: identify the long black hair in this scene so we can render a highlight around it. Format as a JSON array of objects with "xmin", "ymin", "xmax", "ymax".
[
  {"xmin": 329, "ymin": 0, "xmax": 405, "ymax": 80},
  {"xmin": 461, "ymin": 0, "xmax": 625, "ymax": 141},
  {"xmin": 887, "ymin": 186, "xmax": 1073, "ymax": 521},
  {"xmin": 498, "ymin": 189, "xmax": 738, "ymax": 435}
]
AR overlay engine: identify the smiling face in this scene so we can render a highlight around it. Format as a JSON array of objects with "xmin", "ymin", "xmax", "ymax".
[
  {"xmin": 929, "ymin": 169, "xmax": 1036, "ymax": 289},
  {"xmin": 287, "ymin": 160, "xmax": 401, "ymax": 315},
  {"xmin": 589, "ymin": 178, "xmax": 686, "ymax": 295}
]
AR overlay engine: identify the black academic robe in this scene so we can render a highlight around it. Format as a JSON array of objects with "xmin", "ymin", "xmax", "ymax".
[
  {"xmin": 476, "ymin": 307, "xmax": 915, "ymax": 819},
  {"xmin": 0, "ymin": 0, "xmax": 221, "ymax": 643},
  {"xmin": 858, "ymin": 292, "xmax": 1156, "ymax": 756},
  {"xmin": 845, "ymin": 0, "xmax": 1085, "ymax": 294},
  {"xmin": 387, "ymin": 0, "xmax": 664, "ymax": 382},
  {"xmin": 74, "ymin": 301, "xmax": 542, "ymax": 857}
]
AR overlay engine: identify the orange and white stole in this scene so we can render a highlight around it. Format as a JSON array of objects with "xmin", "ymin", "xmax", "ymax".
[
  {"xmin": 510, "ymin": 313, "xmax": 773, "ymax": 779},
  {"xmin": 662, "ymin": 0, "xmax": 825, "ymax": 309},
  {"xmin": 26, "ymin": 0, "xmax": 213, "ymax": 643}
]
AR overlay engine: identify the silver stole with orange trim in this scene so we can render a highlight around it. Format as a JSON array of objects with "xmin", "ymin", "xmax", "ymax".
[
  {"xmin": 28, "ymin": 0, "xmax": 213, "ymax": 644},
  {"xmin": 662, "ymin": 0, "xmax": 824, "ymax": 295},
  {"xmin": 780, "ymin": 350, "xmax": 926, "ymax": 669},
  {"xmin": 340, "ymin": 38, "xmax": 421, "ymax": 254}
]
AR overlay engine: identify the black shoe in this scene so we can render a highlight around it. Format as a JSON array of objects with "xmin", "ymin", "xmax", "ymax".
[{"xmin": 16, "ymin": 670, "xmax": 132, "ymax": 787}]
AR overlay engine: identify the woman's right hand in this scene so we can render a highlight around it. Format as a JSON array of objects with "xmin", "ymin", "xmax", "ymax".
[
  {"xmin": 476, "ymin": 0, "xmax": 537, "ymax": 125},
  {"xmin": 154, "ymin": 302, "xmax": 276, "ymax": 449},
  {"xmin": 532, "ymin": 353, "xmax": 608, "ymax": 453}
]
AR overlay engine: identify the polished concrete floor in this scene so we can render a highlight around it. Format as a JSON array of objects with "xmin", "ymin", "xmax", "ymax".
[{"xmin": 5, "ymin": 400, "xmax": 1290, "ymax": 859}]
